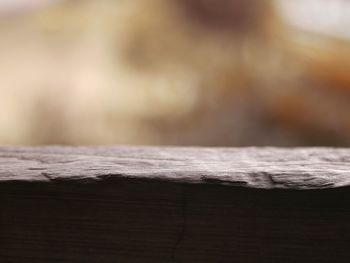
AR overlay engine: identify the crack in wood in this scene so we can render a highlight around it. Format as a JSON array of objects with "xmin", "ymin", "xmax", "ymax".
[{"xmin": 171, "ymin": 185, "xmax": 188, "ymax": 263}]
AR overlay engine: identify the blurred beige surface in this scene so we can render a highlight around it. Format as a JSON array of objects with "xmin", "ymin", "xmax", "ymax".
[{"xmin": 0, "ymin": 0, "xmax": 349, "ymax": 146}]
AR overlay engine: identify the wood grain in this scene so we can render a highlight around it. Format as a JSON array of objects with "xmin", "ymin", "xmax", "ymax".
[
  {"xmin": 1, "ymin": 146, "xmax": 350, "ymax": 189},
  {"xmin": 1, "ymin": 146, "xmax": 350, "ymax": 262}
]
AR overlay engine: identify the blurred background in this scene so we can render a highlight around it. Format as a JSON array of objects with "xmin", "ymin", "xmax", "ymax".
[{"xmin": 0, "ymin": 0, "xmax": 349, "ymax": 146}]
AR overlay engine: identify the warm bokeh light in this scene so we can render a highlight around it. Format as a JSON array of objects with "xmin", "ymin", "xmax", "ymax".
[{"xmin": 0, "ymin": 0, "xmax": 349, "ymax": 146}]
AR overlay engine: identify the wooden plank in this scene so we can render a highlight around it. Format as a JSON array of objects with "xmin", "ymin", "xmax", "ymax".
[
  {"xmin": 1, "ymin": 146, "xmax": 350, "ymax": 188},
  {"xmin": 0, "ymin": 146, "xmax": 350, "ymax": 262}
]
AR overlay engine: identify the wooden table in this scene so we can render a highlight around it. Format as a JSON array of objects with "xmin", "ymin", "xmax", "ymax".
[{"xmin": 1, "ymin": 146, "xmax": 349, "ymax": 262}]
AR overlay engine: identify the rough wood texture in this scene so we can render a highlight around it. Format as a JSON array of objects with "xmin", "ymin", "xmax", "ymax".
[
  {"xmin": 1, "ymin": 146, "xmax": 350, "ymax": 189},
  {"xmin": 1, "ymin": 146, "xmax": 350, "ymax": 262}
]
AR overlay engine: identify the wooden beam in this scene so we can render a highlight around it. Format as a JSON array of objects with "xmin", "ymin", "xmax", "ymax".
[{"xmin": 0, "ymin": 146, "xmax": 350, "ymax": 262}]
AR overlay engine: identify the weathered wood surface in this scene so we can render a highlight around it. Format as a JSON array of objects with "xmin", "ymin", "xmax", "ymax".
[
  {"xmin": 1, "ymin": 146, "xmax": 350, "ymax": 189},
  {"xmin": 1, "ymin": 146, "xmax": 350, "ymax": 262}
]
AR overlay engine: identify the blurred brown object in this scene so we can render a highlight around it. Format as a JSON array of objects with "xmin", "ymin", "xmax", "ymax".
[
  {"xmin": 0, "ymin": 0, "xmax": 349, "ymax": 146},
  {"xmin": 266, "ymin": 30, "xmax": 350, "ymax": 146},
  {"xmin": 174, "ymin": 0, "xmax": 265, "ymax": 33},
  {"xmin": 121, "ymin": 0, "xmax": 350, "ymax": 146}
]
